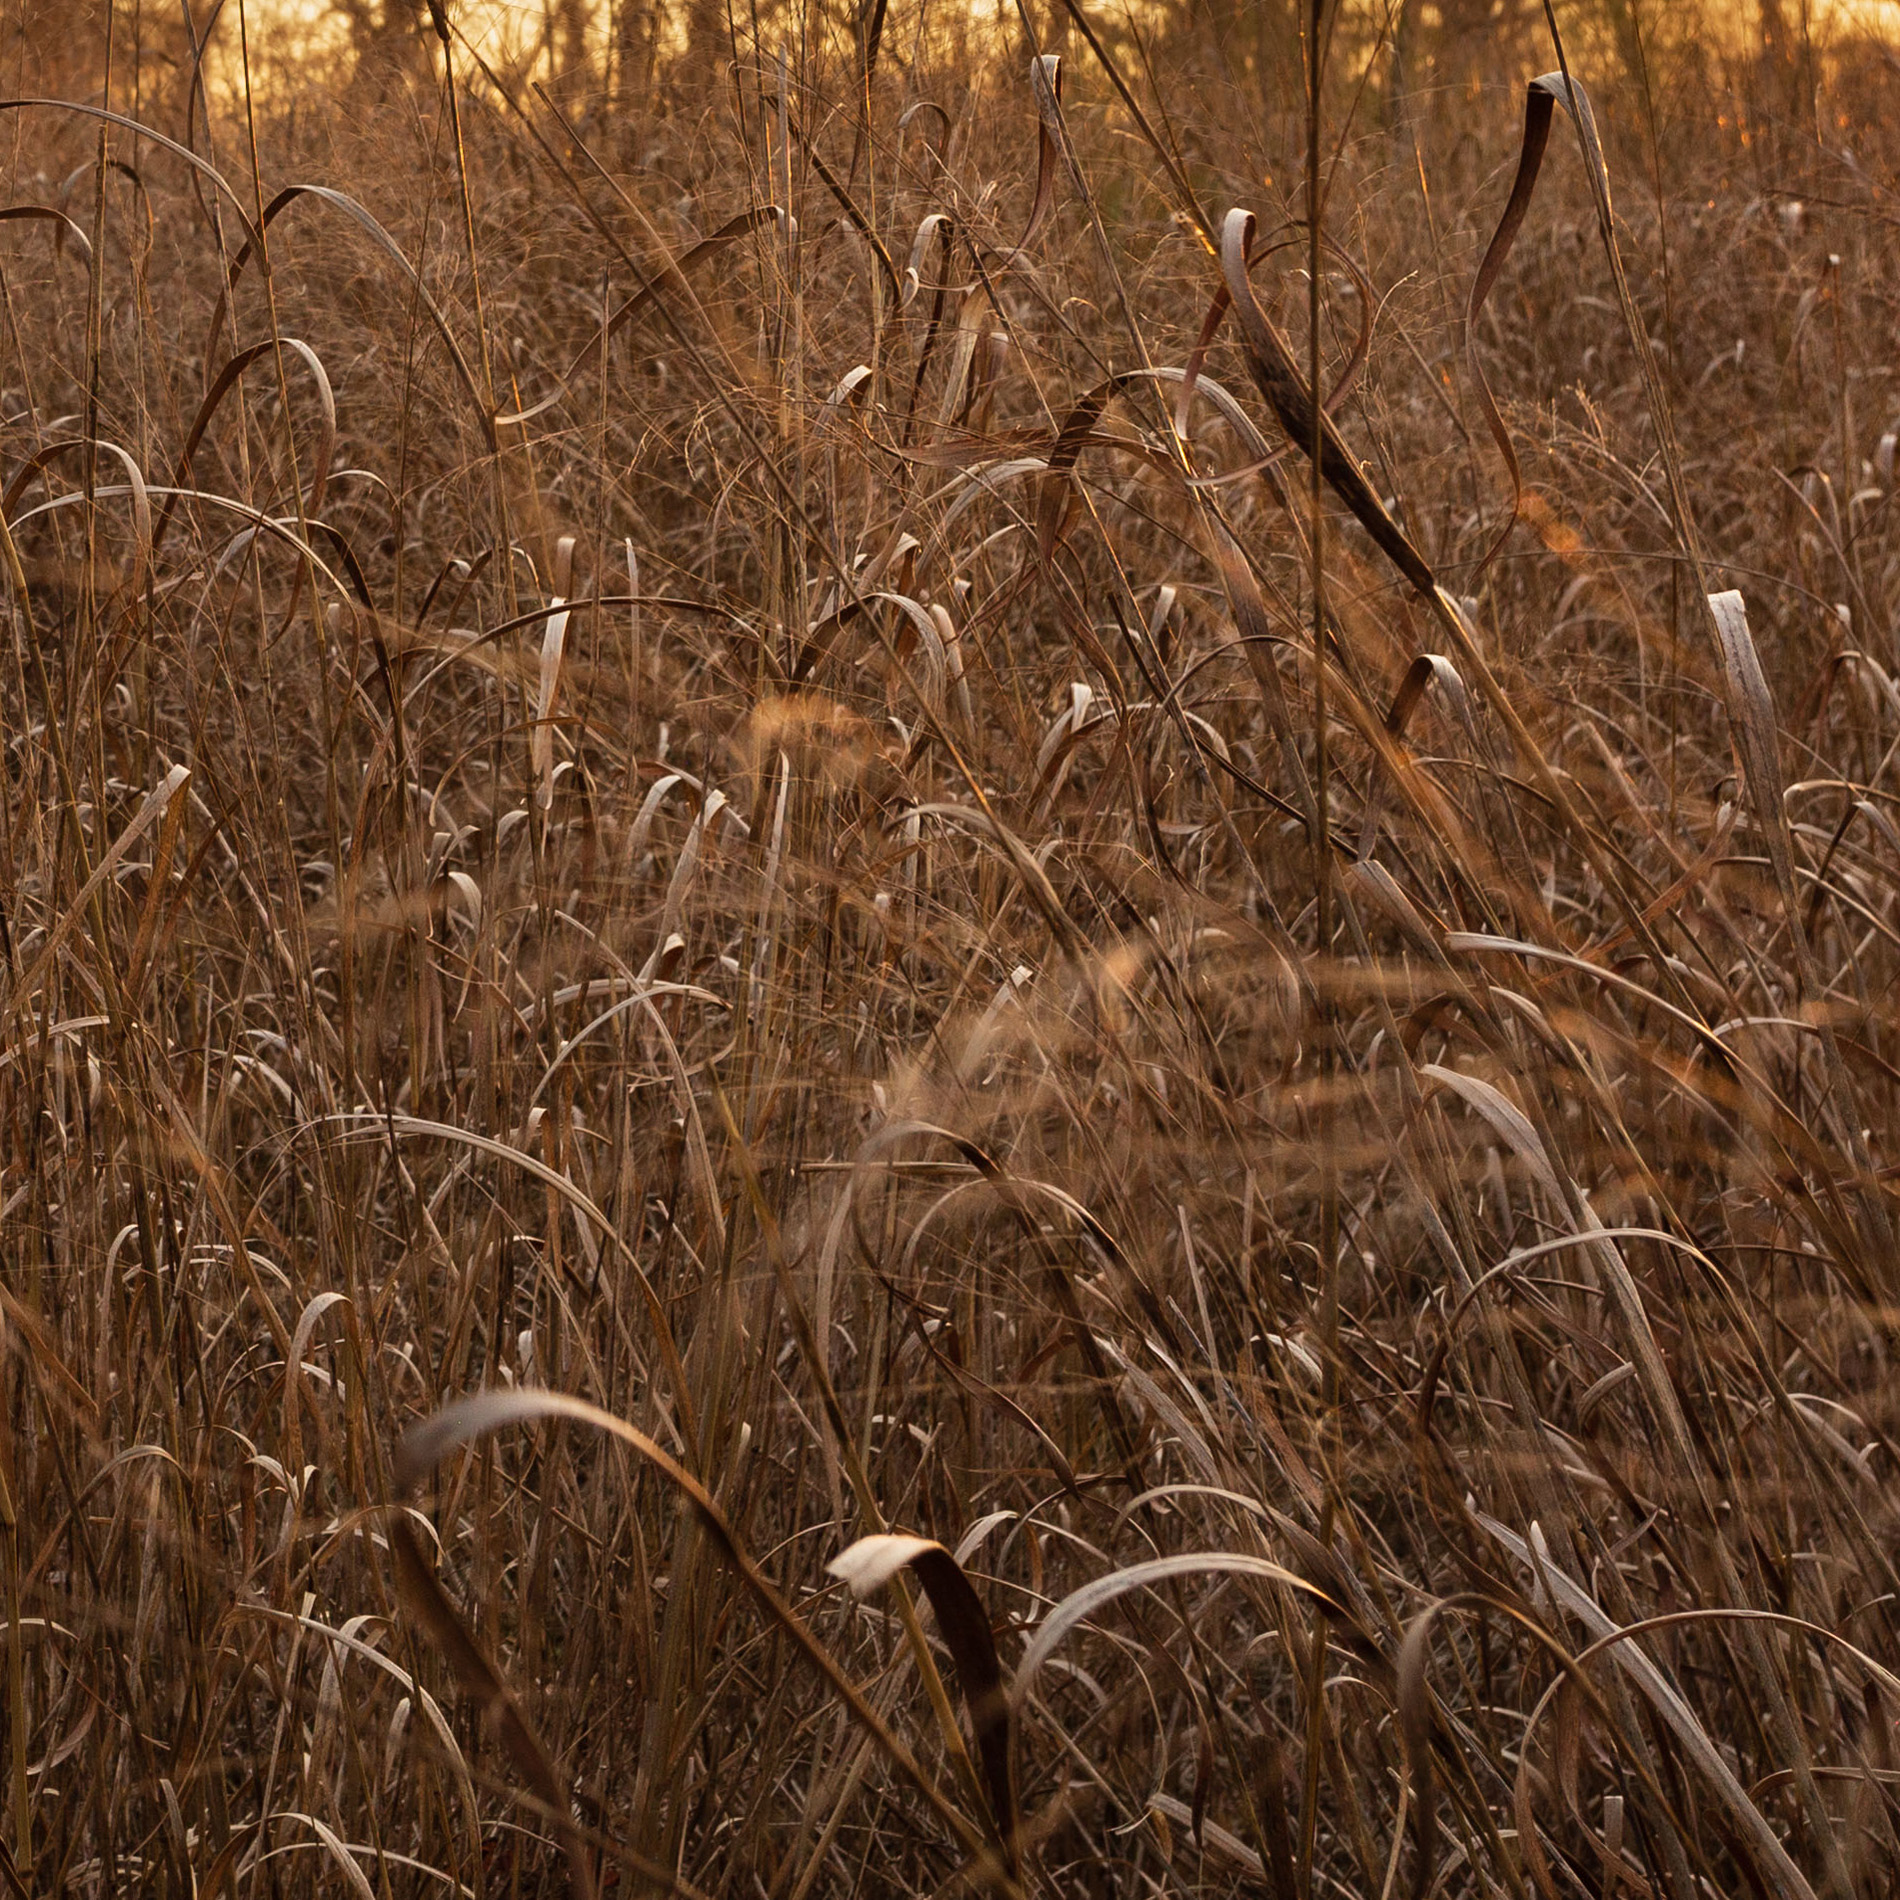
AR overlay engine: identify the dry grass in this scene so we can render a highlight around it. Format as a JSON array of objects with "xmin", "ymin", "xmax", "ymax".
[{"xmin": 7, "ymin": 0, "xmax": 1900, "ymax": 1893}]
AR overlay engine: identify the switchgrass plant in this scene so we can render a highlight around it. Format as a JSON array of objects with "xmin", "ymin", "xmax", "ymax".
[{"xmin": 6, "ymin": 0, "xmax": 1900, "ymax": 1893}]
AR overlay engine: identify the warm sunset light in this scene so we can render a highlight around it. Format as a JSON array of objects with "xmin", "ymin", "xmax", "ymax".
[{"xmin": 8, "ymin": 1, "xmax": 1900, "ymax": 1896}]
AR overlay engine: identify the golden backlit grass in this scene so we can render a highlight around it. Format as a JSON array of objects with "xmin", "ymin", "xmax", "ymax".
[{"xmin": 6, "ymin": 1, "xmax": 1900, "ymax": 1894}]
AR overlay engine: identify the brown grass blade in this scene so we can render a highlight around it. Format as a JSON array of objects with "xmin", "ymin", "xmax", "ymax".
[
  {"xmin": 496, "ymin": 208, "xmax": 785, "ymax": 426},
  {"xmin": 0, "ymin": 203, "xmax": 92, "ymax": 264},
  {"xmin": 389, "ymin": 1513, "xmax": 597, "ymax": 1900},
  {"xmin": 393, "ymin": 1390, "xmax": 996, "ymax": 1874},
  {"xmin": 829, "ymin": 1534, "xmax": 1018, "ymax": 1876},
  {"xmin": 1463, "ymin": 85, "xmax": 1557, "ymax": 576},
  {"xmin": 203, "ymin": 184, "xmax": 494, "ymax": 447},
  {"xmin": 154, "ymin": 335, "xmax": 336, "ymax": 548}
]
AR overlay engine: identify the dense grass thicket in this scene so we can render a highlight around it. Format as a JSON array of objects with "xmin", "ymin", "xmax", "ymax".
[{"xmin": 8, "ymin": 0, "xmax": 1900, "ymax": 1892}]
